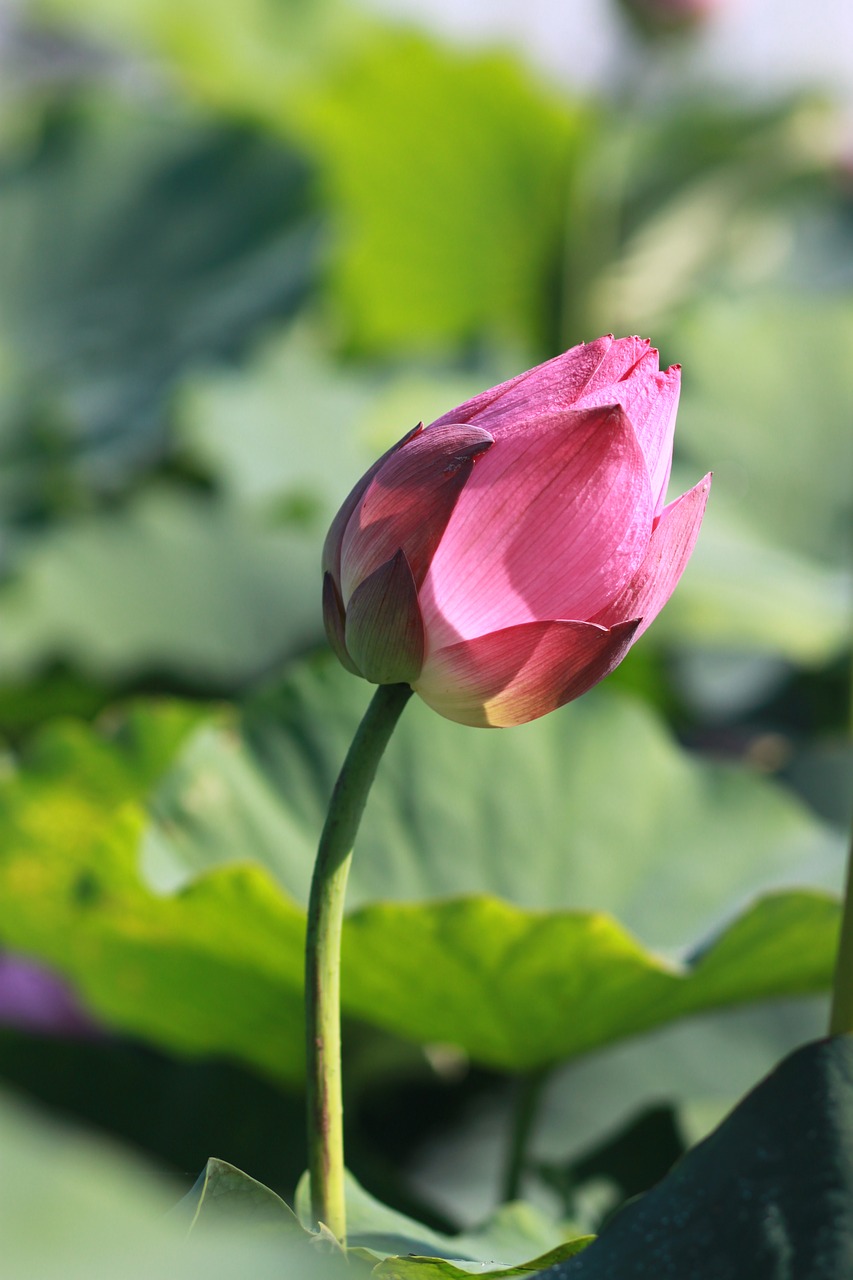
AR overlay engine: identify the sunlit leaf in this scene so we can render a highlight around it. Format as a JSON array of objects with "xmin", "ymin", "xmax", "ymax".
[
  {"xmin": 157, "ymin": 658, "xmax": 842, "ymax": 949},
  {"xmin": 0, "ymin": 661, "xmax": 842, "ymax": 1082},
  {"xmin": 0, "ymin": 706, "xmax": 307, "ymax": 1083},
  {"xmin": 297, "ymin": 1170, "xmax": 588, "ymax": 1273},
  {"xmin": 296, "ymin": 31, "xmax": 580, "ymax": 352},
  {"xmin": 342, "ymin": 891, "xmax": 838, "ymax": 1071}
]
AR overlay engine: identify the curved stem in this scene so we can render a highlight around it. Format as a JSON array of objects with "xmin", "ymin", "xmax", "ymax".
[
  {"xmin": 829, "ymin": 821, "xmax": 853, "ymax": 1035},
  {"xmin": 501, "ymin": 1068, "xmax": 548, "ymax": 1203},
  {"xmin": 305, "ymin": 681, "xmax": 413, "ymax": 1241}
]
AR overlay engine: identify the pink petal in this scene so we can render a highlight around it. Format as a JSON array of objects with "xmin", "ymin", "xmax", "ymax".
[
  {"xmin": 322, "ymin": 422, "xmax": 424, "ymax": 586},
  {"xmin": 572, "ymin": 335, "xmax": 653, "ymax": 390},
  {"xmin": 427, "ymin": 337, "xmax": 618, "ymax": 436},
  {"xmin": 415, "ymin": 618, "xmax": 640, "ymax": 727},
  {"xmin": 345, "ymin": 550, "xmax": 425, "ymax": 684},
  {"xmin": 323, "ymin": 572, "xmax": 361, "ymax": 675},
  {"xmin": 574, "ymin": 349, "xmax": 680, "ymax": 515},
  {"xmin": 592, "ymin": 473, "xmax": 712, "ymax": 639},
  {"xmin": 418, "ymin": 404, "xmax": 653, "ymax": 649},
  {"xmin": 339, "ymin": 424, "xmax": 494, "ymax": 603}
]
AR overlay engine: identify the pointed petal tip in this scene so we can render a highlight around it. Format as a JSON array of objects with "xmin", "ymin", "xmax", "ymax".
[
  {"xmin": 594, "ymin": 471, "xmax": 711, "ymax": 640},
  {"xmin": 440, "ymin": 426, "xmax": 495, "ymax": 472}
]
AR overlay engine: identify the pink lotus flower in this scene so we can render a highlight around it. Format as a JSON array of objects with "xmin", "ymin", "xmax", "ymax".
[{"xmin": 323, "ymin": 336, "xmax": 710, "ymax": 727}]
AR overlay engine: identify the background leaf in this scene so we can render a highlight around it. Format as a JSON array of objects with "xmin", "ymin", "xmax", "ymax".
[
  {"xmin": 155, "ymin": 658, "xmax": 843, "ymax": 950},
  {"xmin": 0, "ymin": 1083, "xmax": 357, "ymax": 1278},
  {"xmin": 341, "ymin": 891, "xmax": 839, "ymax": 1071},
  {"xmin": 0, "ymin": 666, "xmax": 842, "ymax": 1084},
  {"xmin": 0, "ymin": 93, "xmax": 319, "ymax": 514},
  {"xmin": 673, "ymin": 294, "xmax": 853, "ymax": 567},
  {"xmin": 295, "ymin": 31, "xmax": 580, "ymax": 352},
  {"xmin": 535, "ymin": 1036, "xmax": 853, "ymax": 1279},
  {"xmin": 0, "ymin": 706, "xmax": 307, "ymax": 1083},
  {"xmin": 181, "ymin": 1157, "xmax": 305, "ymax": 1234},
  {"xmin": 0, "ymin": 489, "xmax": 320, "ymax": 689}
]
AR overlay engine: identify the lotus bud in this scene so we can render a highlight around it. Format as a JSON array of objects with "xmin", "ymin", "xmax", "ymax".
[{"xmin": 323, "ymin": 336, "xmax": 710, "ymax": 727}]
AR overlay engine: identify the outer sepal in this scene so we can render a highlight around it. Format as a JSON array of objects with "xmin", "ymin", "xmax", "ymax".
[{"xmin": 345, "ymin": 550, "xmax": 425, "ymax": 685}]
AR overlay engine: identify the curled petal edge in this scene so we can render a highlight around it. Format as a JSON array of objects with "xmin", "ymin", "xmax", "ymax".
[
  {"xmin": 339, "ymin": 422, "xmax": 494, "ymax": 602},
  {"xmin": 322, "ymin": 422, "xmax": 424, "ymax": 586},
  {"xmin": 414, "ymin": 618, "xmax": 640, "ymax": 728},
  {"xmin": 593, "ymin": 473, "xmax": 712, "ymax": 639}
]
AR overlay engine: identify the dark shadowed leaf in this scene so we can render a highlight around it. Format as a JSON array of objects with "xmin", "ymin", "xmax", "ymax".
[
  {"xmin": 534, "ymin": 1037, "xmax": 853, "ymax": 1279},
  {"xmin": 0, "ymin": 93, "xmax": 319, "ymax": 514}
]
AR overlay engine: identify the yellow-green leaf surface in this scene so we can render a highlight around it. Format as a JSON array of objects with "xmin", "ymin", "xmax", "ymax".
[
  {"xmin": 298, "ymin": 1170, "xmax": 589, "ymax": 1273},
  {"xmin": 0, "ymin": 659, "xmax": 843, "ymax": 1082},
  {"xmin": 295, "ymin": 31, "xmax": 580, "ymax": 351},
  {"xmin": 342, "ymin": 891, "xmax": 839, "ymax": 1071},
  {"xmin": 0, "ymin": 705, "xmax": 307, "ymax": 1083},
  {"xmin": 158, "ymin": 660, "xmax": 842, "ymax": 950},
  {"xmin": 369, "ymin": 1242, "xmax": 591, "ymax": 1279}
]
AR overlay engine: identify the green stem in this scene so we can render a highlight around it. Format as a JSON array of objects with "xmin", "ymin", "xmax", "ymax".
[
  {"xmin": 305, "ymin": 681, "xmax": 413, "ymax": 1242},
  {"xmin": 501, "ymin": 1069, "xmax": 548, "ymax": 1203},
  {"xmin": 829, "ymin": 820, "xmax": 853, "ymax": 1035}
]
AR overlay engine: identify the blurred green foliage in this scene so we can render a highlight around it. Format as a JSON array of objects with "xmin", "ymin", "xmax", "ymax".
[
  {"xmin": 0, "ymin": 657, "xmax": 842, "ymax": 1083},
  {"xmin": 0, "ymin": 0, "xmax": 850, "ymax": 1267},
  {"xmin": 0, "ymin": 93, "xmax": 320, "ymax": 518}
]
